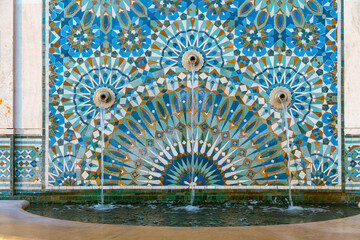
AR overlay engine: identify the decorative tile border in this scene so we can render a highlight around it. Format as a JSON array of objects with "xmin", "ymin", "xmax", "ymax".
[
  {"xmin": 14, "ymin": 138, "xmax": 42, "ymax": 191},
  {"xmin": 345, "ymin": 135, "xmax": 360, "ymax": 189},
  {"xmin": 0, "ymin": 137, "xmax": 11, "ymax": 192}
]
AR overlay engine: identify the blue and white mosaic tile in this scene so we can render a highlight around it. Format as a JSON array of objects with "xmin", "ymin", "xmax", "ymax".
[
  {"xmin": 345, "ymin": 135, "xmax": 360, "ymax": 189},
  {"xmin": 46, "ymin": 0, "xmax": 341, "ymax": 189},
  {"xmin": 0, "ymin": 138, "xmax": 11, "ymax": 191},
  {"xmin": 14, "ymin": 138, "xmax": 42, "ymax": 190}
]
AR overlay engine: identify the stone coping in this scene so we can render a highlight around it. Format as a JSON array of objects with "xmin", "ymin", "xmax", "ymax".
[{"xmin": 1, "ymin": 200, "xmax": 360, "ymax": 240}]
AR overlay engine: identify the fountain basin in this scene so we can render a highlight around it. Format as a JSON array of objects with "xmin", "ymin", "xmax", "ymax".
[
  {"xmin": 25, "ymin": 201, "xmax": 360, "ymax": 227},
  {"xmin": 2, "ymin": 200, "xmax": 360, "ymax": 240}
]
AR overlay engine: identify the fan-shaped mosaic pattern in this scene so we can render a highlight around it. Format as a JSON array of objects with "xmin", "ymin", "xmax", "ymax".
[
  {"xmin": 47, "ymin": 0, "xmax": 340, "ymax": 189},
  {"xmin": 238, "ymin": 0, "xmax": 323, "ymax": 33},
  {"xmin": 149, "ymin": 18, "xmax": 236, "ymax": 78},
  {"xmin": 240, "ymin": 54, "xmax": 324, "ymax": 125},
  {"xmin": 79, "ymin": 91, "xmax": 294, "ymax": 186}
]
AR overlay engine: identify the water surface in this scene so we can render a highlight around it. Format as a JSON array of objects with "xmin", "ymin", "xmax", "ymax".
[{"xmin": 27, "ymin": 202, "xmax": 360, "ymax": 227}]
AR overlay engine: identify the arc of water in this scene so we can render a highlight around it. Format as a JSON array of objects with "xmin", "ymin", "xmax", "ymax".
[
  {"xmin": 265, "ymin": 56, "xmax": 294, "ymax": 207},
  {"xmin": 98, "ymin": 2, "xmax": 105, "ymax": 206},
  {"xmin": 100, "ymin": 101, "xmax": 106, "ymax": 205},
  {"xmin": 190, "ymin": 63, "xmax": 196, "ymax": 205},
  {"xmin": 281, "ymin": 101, "xmax": 293, "ymax": 207}
]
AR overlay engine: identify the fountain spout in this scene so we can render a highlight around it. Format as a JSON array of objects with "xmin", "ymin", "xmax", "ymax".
[
  {"xmin": 276, "ymin": 92, "xmax": 288, "ymax": 103},
  {"xmin": 188, "ymin": 55, "xmax": 199, "ymax": 66},
  {"xmin": 93, "ymin": 87, "xmax": 116, "ymax": 109},
  {"xmin": 100, "ymin": 91, "xmax": 111, "ymax": 103},
  {"xmin": 269, "ymin": 86, "xmax": 292, "ymax": 110},
  {"xmin": 182, "ymin": 49, "xmax": 204, "ymax": 72}
]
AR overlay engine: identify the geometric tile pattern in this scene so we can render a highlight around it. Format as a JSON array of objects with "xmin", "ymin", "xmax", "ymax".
[
  {"xmin": 47, "ymin": 0, "xmax": 340, "ymax": 189},
  {"xmin": 14, "ymin": 138, "xmax": 42, "ymax": 190},
  {"xmin": 0, "ymin": 137, "xmax": 42, "ymax": 193},
  {"xmin": 345, "ymin": 135, "xmax": 360, "ymax": 189},
  {"xmin": 0, "ymin": 138, "xmax": 11, "ymax": 191}
]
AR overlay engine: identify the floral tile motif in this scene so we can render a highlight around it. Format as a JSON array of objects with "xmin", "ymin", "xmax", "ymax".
[{"xmin": 47, "ymin": 0, "xmax": 340, "ymax": 189}]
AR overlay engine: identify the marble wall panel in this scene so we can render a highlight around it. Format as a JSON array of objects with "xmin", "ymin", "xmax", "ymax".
[{"xmin": 0, "ymin": 0, "xmax": 14, "ymax": 134}]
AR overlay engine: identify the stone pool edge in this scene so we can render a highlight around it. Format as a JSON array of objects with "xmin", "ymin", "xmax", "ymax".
[{"xmin": 1, "ymin": 200, "xmax": 360, "ymax": 240}]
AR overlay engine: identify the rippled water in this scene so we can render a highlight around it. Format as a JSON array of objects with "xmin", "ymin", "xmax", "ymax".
[{"xmin": 26, "ymin": 202, "xmax": 360, "ymax": 227}]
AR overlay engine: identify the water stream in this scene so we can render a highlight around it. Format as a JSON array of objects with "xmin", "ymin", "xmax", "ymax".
[
  {"xmin": 281, "ymin": 101, "xmax": 293, "ymax": 207},
  {"xmin": 99, "ymin": 101, "xmax": 106, "ymax": 206},
  {"xmin": 190, "ymin": 63, "xmax": 196, "ymax": 205}
]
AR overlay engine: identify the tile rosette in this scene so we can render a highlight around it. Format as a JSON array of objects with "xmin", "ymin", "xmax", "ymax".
[{"xmin": 47, "ymin": 0, "xmax": 340, "ymax": 188}]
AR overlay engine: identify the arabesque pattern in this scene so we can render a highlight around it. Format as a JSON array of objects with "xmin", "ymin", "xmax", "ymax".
[{"xmin": 47, "ymin": 0, "xmax": 340, "ymax": 188}]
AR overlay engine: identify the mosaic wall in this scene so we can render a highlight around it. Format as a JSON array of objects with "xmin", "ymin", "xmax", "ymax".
[
  {"xmin": 0, "ymin": 138, "xmax": 10, "ymax": 192},
  {"xmin": 14, "ymin": 138, "xmax": 42, "ymax": 191},
  {"xmin": 345, "ymin": 135, "xmax": 360, "ymax": 189},
  {"xmin": 47, "ymin": 0, "xmax": 341, "ymax": 189}
]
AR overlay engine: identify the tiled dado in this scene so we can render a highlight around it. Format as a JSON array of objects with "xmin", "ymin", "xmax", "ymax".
[
  {"xmin": 345, "ymin": 135, "xmax": 360, "ymax": 189},
  {"xmin": 0, "ymin": 138, "xmax": 11, "ymax": 192},
  {"xmin": 14, "ymin": 138, "xmax": 42, "ymax": 191},
  {"xmin": 47, "ymin": 0, "xmax": 341, "ymax": 189},
  {"xmin": 0, "ymin": 137, "xmax": 42, "ymax": 193}
]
